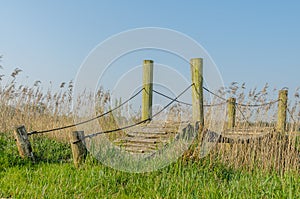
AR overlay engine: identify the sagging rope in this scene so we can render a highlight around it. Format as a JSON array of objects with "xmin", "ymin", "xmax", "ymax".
[
  {"xmin": 235, "ymin": 99, "xmax": 280, "ymax": 107},
  {"xmin": 74, "ymin": 83, "xmax": 194, "ymax": 143},
  {"xmin": 201, "ymin": 85, "xmax": 281, "ymax": 126},
  {"xmin": 153, "ymin": 89, "xmax": 192, "ymax": 106},
  {"xmin": 28, "ymin": 82, "xmax": 281, "ymax": 136},
  {"xmin": 153, "ymin": 89, "xmax": 227, "ymax": 107},
  {"xmin": 202, "ymin": 86, "xmax": 280, "ymax": 108},
  {"xmin": 28, "ymin": 88, "xmax": 144, "ymax": 135}
]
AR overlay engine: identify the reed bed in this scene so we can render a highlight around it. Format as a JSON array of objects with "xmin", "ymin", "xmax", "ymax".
[{"xmin": 0, "ymin": 68, "xmax": 299, "ymax": 173}]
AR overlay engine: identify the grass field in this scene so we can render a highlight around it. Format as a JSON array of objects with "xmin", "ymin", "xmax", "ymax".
[{"xmin": 1, "ymin": 133, "xmax": 299, "ymax": 199}]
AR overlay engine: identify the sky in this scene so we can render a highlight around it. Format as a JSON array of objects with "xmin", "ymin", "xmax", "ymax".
[{"xmin": 0, "ymin": 1, "xmax": 300, "ymax": 97}]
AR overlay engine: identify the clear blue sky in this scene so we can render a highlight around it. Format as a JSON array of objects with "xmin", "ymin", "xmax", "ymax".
[{"xmin": 1, "ymin": 1, "xmax": 299, "ymax": 94}]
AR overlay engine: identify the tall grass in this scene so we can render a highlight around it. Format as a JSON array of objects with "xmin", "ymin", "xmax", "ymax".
[
  {"xmin": 203, "ymin": 82, "xmax": 300, "ymax": 173},
  {"xmin": 0, "ymin": 67, "xmax": 299, "ymax": 173}
]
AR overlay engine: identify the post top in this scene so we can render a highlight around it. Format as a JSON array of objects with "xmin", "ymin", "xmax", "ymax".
[
  {"xmin": 190, "ymin": 58, "xmax": 203, "ymax": 62},
  {"xmin": 279, "ymin": 89, "xmax": 288, "ymax": 94},
  {"xmin": 143, "ymin": 60, "xmax": 154, "ymax": 64}
]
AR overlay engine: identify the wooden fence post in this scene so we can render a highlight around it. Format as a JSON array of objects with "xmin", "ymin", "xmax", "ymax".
[
  {"xmin": 227, "ymin": 97, "xmax": 236, "ymax": 130},
  {"xmin": 142, "ymin": 60, "xmax": 154, "ymax": 121},
  {"xmin": 14, "ymin": 125, "xmax": 35, "ymax": 161},
  {"xmin": 70, "ymin": 131, "xmax": 87, "ymax": 167},
  {"xmin": 277, "ymin": 89, "xmax": 288, "ymax": 133},
  {"xmin": 189, "ymin": 58, "xmax": 205, "ymax": 159},
  {"xmin": 190, "ymin": 58, "xmax": 204, "ymax": 127}
]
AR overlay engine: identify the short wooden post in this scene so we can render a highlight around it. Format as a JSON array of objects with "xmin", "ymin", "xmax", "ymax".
[
  {"xmin": 190, "ymin": 58, "xmax": 204, "ymax": 127},
  {"xmin": 142, "ymin": 60, "xmax": 154, "ymax": 121},
  {"xmin": 14, "ymin": 125, "xmax": 35, "ymax": 161},
  {"xmin": 277, "ymin": 90, "xmax": 288, "ymax": 133},
  {"xmin": 227, "ymin": 97, "xmax": 236, "ymax": 129},
  {"xmin": 70, "ymin": 131, "xmax": 87, "ymax": 167}
]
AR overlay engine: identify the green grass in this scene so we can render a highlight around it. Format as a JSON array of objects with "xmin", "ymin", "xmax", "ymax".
[{"xmin": 0, "ymin": 133, "xmax": 299, "ymax": 199}]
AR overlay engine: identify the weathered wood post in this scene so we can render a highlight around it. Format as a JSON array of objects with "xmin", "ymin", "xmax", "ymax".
[
  {"xmin": 70, "ymin": 131, "xmax": 87, "ymax": 167},
  {"xmin": 189, "ymin": 58, "xmax": 204, "ymax": 159},
  {"xmin": 277, "ymin": 89, "xmax": 288, "ymax": 133},
  {"xmin": 142, "ymin": 60, "xmax": 154, "ymax": 121},
  {"xmin": 190, "ymin": 58, "xmax": 204, "ymax": 127},
  {"xmin": 227, "ymin": 97, "xmax": 236, "ymax": 130},
  {"xmin": 14, "ymin": 125, "xmax": 35, "ymax": 161}
]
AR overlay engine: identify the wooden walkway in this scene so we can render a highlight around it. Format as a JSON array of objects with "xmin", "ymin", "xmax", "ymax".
[
  {"xmin": 114, "ymin": 121, "xmax": 192, "ymax": 153},
  {"xmin": 114, "ymin": 122, "xmax": 293, "ymax": 154}
]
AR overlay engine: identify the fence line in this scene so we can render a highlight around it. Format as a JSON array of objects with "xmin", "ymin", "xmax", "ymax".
[{"xmin": 27, "ymin": 84, "xmax": 284, "ymax": 136}]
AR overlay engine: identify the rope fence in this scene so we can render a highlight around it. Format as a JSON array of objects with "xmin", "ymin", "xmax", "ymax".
[
  {"xmin": 28, "ymin": 88, "xmax": 144, "ymax": 135},
  {"xmin": 27, "ymin": 83, "xmax": 283, "ymax": 137},
  {"xmin": 12, "ymin": 58, "xmax": 298, "ymax": 168},
  {"xmin": 76, "ymin": 83, "xmax": 194, "ymax": 143}
]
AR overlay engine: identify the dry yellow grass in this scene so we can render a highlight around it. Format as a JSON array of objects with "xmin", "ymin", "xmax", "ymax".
[{"xmin": 0, "ymin": 68, "xmax": 299, "ymax": 173}]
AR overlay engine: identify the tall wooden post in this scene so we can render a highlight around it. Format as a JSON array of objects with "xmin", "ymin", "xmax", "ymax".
[
  {"xmin": 14, "ymin": 125, "xmax": 35, "ymax": 161},
  {"xmin": 70, "ymin": 131, "xmax": 87, "ymax": 168},
  {"xmin": 142, "ymin": 60, "xmax": 153, "ymax": 121},
  {"xmin": 227, "ymin": 97, "xmax": 236, "ymax": 130},
  {"xmin": 277, "ymin": 90, "xmax": 288, "ymax": 133},
  {"xmin": 190, "ymin": 58, "xmax": 204, "ymax": 127},
  {"xmin": 189, "ymin": 58, "xmax": 204, "ymax": 159}
]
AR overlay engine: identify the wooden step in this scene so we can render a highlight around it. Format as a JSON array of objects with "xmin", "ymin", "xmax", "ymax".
[
  {"xmin": 126, "ymin": 132, "xmax": 172, "ymax": 138},
  {"xmin": 113, "ymin": 122, "xmax": 193, "ymax": 154},
  {"xmin": 117, "ymin": 142, "xmax": 159, "ymax": 150},
  {"xmin": 122, "ymin": 146, "xmax": 155, "ymax": 154},
  {"xmin": 114, "ymin": 137, "xmax": 168, "ymax": 144},
  {"xmin": 132, "ymin": 127, "xmax": 178, "ymax": 133}
]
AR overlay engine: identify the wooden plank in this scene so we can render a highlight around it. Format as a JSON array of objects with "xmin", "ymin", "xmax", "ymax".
[
  {"xmin": 118, "ymin": 142, "xmax": 159, "ymax": 150},
  {"xmin": 126, "ymin": 133, "xmax": 170, "ymax": 139},
  {"xmin": 132, "ymin": 126, "xmax": 178, "ymax": 133},
  {"xmin": 114, "ymin": 137, "xmax": 166, "ymax": 144},
  {"xmin": 119, "ymin": 143, "xmax": 158, "ymax": 151},
  {"xmin": 123, "ymin": 147, "xmax": 155, "ymax": 153}
]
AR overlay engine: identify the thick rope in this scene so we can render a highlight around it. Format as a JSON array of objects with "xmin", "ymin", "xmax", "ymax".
[
  {"xmin": 153, "ymin": 89, "xmax": 192, "ymax": 106},
  {"xmin": 153, "ymin": 89, "xmax": 227, "ymax": 107},
  {"xmin": 75, "ymin": 84, "xmax": 194, "ymax": 143},
  {"xmin": 202, "ymin": 86, "xmax": 227, "ymax": 101},
  {"xmin": 235, "ymin": 99, "xmax": 280, "ymax": 107},
  {"xmin": 28, "ymin": 88, "xmax": 144, "ymax": 135}
]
